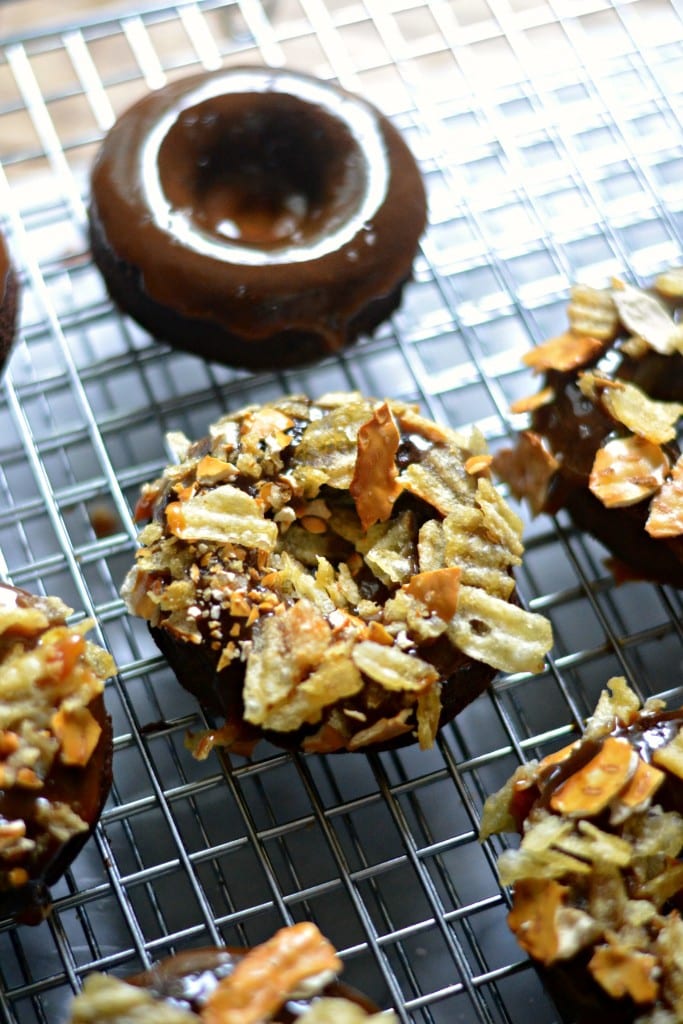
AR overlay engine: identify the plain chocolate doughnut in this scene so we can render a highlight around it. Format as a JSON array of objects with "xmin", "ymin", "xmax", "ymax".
[{"xmin": 89, "ymin": 67, "xmax": 427, "ymax": 370}]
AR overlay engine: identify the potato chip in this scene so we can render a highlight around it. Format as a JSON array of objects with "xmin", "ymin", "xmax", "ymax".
[
  {"xmin": 347, "ymin": 708, "xmax": 413, "ymax": 751},
  {"xmin": 567, "ymin": 283, "xmax": 619, "ymax": 340},
  {"xmin": 492, "ymin": 431, "xmax": 558, "ymax": 517},
  {"xmin": 652, "ymin": 728, "xmax": 683, "ymax": 780},
  {"xmin": 274, "ymin": 552, "xmax": 337, "ymax": 616},
  {"xmin": 646, "ymin": 455, "xmax": 683, "ymax": 538},
  {"xmin": 448, "ymin": 584, "xmax": 553, "ymax": 674},
  {"xmin": 522, "ymin": 330, "xmax": 605, "ymax": 373},
  {"xmin": 383, "ymin": 588, "xmax": 450, "ymax": 642},
  {"xmin": 654, "ymin": 266, "xmax": 683, "ymax": 299},
  {"xmin": 166, "ymin": 484, "xmax": 278, "ymax": 550},
  {"xmin": 416, "ymin": 683, "xmax": 442, "ymax": 750},
  {"xmin": 417, "ymin": 519, "xmax": 446, "ymax": 572},
  {"xmin": 475, "ymin": 477, "xmax": 525, "ymax": 556},
  {"xmin": 351, "ymin": 640, "xmax": 439, "ymax": 691},
  {"xmin": 243, "ymin": 601, "xmax": 332, "ymax": 725},
  {"xmin": 442, "ymin": 511, "xmax": 517, "ymax": 599},
  {"xmin": 612, "ymin": 279, "xmax": 683, "ymax": 355},
  {"xmin": 263, "ymin": 645, "xmax": 363, "ymax": 732},
  {"xmin": 400, "ymin": 445, "xmax": 472, "ymax": 516},
  {"xmin": 292, "ymin": 400, "xmax": 377, "ymax": 491},
  {"xmin": 510, "ymin": 386, "xmax": 555, "ymax": 415},
  {"xmin": 581, "ymin": 373, "xmax": 683, "ymax": 444},
  {"xmin": 364, "ymin": 510, "xmax": 417, "ymax": 585},
  {"xmin": 589, "ymin": 436, "xmax": 669, "ymax": 508}
]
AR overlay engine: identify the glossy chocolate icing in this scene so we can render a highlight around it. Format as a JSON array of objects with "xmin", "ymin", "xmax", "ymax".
[
  {"xmin": 0, "ymin": 582, "xmax": 113, "ymax": 925},
  {"xmin": 89, "ymin": 67, "xmax": 427, "ymax": 369},
  {"xmin": 127, "ymin": 946, "xmax": 379, "ymax": 1020},
  {"xmin": 512, "ymin": 706, "xmax": 683, "ymax": 832}
]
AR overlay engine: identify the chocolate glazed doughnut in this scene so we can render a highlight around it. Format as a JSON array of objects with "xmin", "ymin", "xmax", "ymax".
[
  {"xmin": 481, "ymin": 677, "xmax": 683, "ymax": 1024},
  {"xmin": 0, "ymin": 583, "xmax": 115, "ymax": 924},
  {"xmin": 121, "ymin": 393, "xmax": 553, "ymax": 757},
  {"xmin": 0, "ymin": 229, "xmax": 19, "ymax": 372},
  {"xmin": 68, "ymin": 923, "xmax": 396, "ymax": 1022},
  {"xmin": 89, "ymin": 66, "xmax": 427, "ymax": 370}
]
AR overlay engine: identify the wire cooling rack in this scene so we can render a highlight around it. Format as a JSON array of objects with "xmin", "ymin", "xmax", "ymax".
[{"xmin": 1, "ymin": 0, "xmax": 683, "ymax": 1021}]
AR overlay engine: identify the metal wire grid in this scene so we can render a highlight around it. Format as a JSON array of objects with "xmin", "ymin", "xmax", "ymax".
[{"xmin": 0, "ymin": 0, "xmax": 683, "ymax": 1021}]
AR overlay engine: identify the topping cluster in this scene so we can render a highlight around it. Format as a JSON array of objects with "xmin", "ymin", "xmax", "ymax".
[
  {"xmin": 481, "ymin": 677, "xmax": 683, "ymax": 1022},
  {"xmin": 0, "ymin": 592, "xmax": 114, "ymax": 893},
  {"xmin": 68, "ymin": 922, "xmax": 396, "ymax": 1023},
  {"xmin": 122, "ymin": 393, "xmax": 552, "ymax": 753},
  {"xmin": 496, "ymin": 271, "xmax": 683, "ymax": 535}
]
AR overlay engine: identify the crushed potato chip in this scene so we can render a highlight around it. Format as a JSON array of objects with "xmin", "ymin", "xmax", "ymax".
[
  {"xmin": 589, "ymin": 436, "xmax": 669, "ymax": 508},
  {"xmin": 416, "ymin": 684, "xmax": 442, "ymax": 750},
  {"xmin": 580, "ymin": 373, "xmax": 683, "ymax": 444},
  {"xmin": 646, "ymin": 455, "xmax": 683, "ymax": 538},
  {"xmin": 654, "ymin": 266, "xmax": 683, "ymax": 299},
  {"xmin": 448, "ymin": 585, "xmax": 552, "ymax": 674},
  {"xmin": 523, "ymin": 331, "xmax": 605, "ymax": 373},
  {"xmin": 589, "ymin": 944, "xmax": 658, "ymax": 1004},
  {"xmin": 351, "ymin": 641, "xmax": 439, "ymax": 692},
  {"xmin": 166, "ymin": 484, "xmax": 278, "ymax": 550},
  {"xmin": 492, "ymin": 432, "xmax": 558, "ymax": 517},
  {"xmin": 509, "ymin": 386, "xmax": 555, "ymax": 415},
  {"xmin": 363, "ymin": 511, "xmax": 416, "ymax": 585},
  {"xmin": 567, "ymin": 283, "xmax": 619, "ymax": 340},
  {"xmin": 612, "ymin": 279, "xmax": 683, "ymax": 356}
]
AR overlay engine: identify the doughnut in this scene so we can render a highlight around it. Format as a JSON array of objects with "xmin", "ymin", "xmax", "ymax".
[
  {"xmin": 480, "ymin": 676, "xmax": 683, "ymax": 1024},
  {"xmin": 493, "ymin": 269, "xmax": 683, "ymax": 586},
  {"xmin": 68, "ymin": 922, "xmax": 394, "ymax": 1023},
  {"xmin": 89, "ymin": 66, "xmax": 427, "ymax": 371},
  {"xmin": 0, "ymin": 228, "xmax": 18, "ymax": 372},
  {"xmin": 0, "ymin": 582, "xmax": 115, "ymax": 924},
  {"xmin": 121, "ymin": 393, "xmax": 552, "ymax": 756}
]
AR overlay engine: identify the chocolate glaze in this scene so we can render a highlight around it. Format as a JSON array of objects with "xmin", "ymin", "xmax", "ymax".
[
  {"xmin": 0, "ymin": 230, "xmax": 18, "ymax": 372},
  {"xmin": 127, "ymin": 946, "xmax": 379, "ymax": 1020},
  {"xmin": 0, "ymin": 582, "xmax": 113, "ymax": 925},
  {"xmin": 537, "ymin": 708, "xmax": 683, "ymax": 821},
  {"xmin": 89, "ymin": 67, "xmax": 427, "ymax": 370}
]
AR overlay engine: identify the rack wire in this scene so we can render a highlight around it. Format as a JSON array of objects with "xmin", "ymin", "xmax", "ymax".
[{"xmin": 1, "ymin": 0, "xmax": 682, "ymax": 1020}]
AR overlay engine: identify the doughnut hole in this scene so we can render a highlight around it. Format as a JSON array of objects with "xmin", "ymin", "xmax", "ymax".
[{"xmin": 157, "ymin": 94, "xmax": 367, "ymax": 250}]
